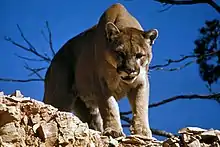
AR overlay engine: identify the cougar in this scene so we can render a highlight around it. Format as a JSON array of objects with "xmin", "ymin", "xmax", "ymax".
[{"xmin": 43, "ymin": 3, "xmax": 158, "ymax": 138}]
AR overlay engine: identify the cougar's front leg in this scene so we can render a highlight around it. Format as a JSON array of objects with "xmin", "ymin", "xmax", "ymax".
[
  {"xmin": 98, "ymin": 96, "xmax": 125, "ymax": 138},
  {"xmin": 128, "ymin": 80, "xmax": 152, "ymax": 138}
]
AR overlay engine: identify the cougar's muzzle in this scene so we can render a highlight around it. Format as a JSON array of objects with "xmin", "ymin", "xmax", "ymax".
[{"xmin": 117, "ymin": 59, "xmax": 140, "ymax": 84}]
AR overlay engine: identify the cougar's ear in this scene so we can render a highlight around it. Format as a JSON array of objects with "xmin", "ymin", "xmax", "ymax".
[
  {"xmin": 143, "ymin": 29, "xmax": 158, "ymax": 45},
  {"xmin": 105, "ymin": 22, "xmax": 120, "ymax": 42}
]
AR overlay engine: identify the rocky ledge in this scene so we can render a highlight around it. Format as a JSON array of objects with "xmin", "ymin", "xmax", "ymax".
[{"xmin": 0, "ymin": 90, "xmax": 219, "ymax": 147}]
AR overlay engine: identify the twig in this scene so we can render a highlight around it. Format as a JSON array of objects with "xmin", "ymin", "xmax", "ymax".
[
  {"xmin": 4, "ymin": 25, "xmax": 51, "ymax": 63},
  {"xmin": 121, "ymin": 115, "xmax": 131, "ymax": 123},
  {"xmin": 149, "ymin": 50, "xmax": 219, "ymax": 71},
  {"xmin": 27, "ymin": 67, "xmax": 47, "ymax": 77},
  {"xmin": 17, "ymin": 24, "xmax": 52, "ymax": 61},
  {"xmin": 151, "ymin": 128, "xmax": 176, "ymax": 138},
  {"xmin": 155, "ymin": 0, "xmax": 208, "ymax": 5},
  {"xmin": 122, "ymin": 124, "xmax": 130, "ymax": 128},
  {"xmin": 155, "ymin": 0, "xmax": 220, "ymax": 13},
  {"xmin": 14, "ymin": 54, "xmax": 45, "ymax": 62},
  {"xmin": 2, "ymin": 23, "xmax": 56, "ymax": 82},
  {"xmin": 207, "ymin": 0, "xmax": 220, "ymax": 13},
  {"xmin": 158, "ymin": 4, "xmax": 173, "ymax": 12},
  {"xmin": 152, "ymin": 60, "xmax": 194, "ymax": 71},
  {"xmin": 149, "ymin": 54, "xmax": 196, "ymax": 70},
  {"xmin": 45, "ymin": 21, "xmax": 56, "ymax": 56},
  {"xmin": 17, "ymin": 24, "xmax": 37, "ymax": 51},
  {"xmin": 0, "ymin": 78, "xmax": 43, "ymax": 82},
  {"xmin": 24, "ymin": 63, "xmax": 46, "ymax": 80},
  {"xmin": 149, "ymin": 93, "xmax": 220, "ymax": 108}
]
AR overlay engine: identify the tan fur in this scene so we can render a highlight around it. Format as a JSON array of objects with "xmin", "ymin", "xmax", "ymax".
[{"xmin": 43, "ymin": 3, "xmax": 158, "ymax": 138}]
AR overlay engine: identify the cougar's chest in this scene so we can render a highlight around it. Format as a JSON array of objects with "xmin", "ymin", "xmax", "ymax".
[
  {"xmin": 103, "ymin": 74, "xmax": 131, "ymax": 100},
  {"xmin": 112, "ymin": 82, "xmax": 130, "ymax": 101}
]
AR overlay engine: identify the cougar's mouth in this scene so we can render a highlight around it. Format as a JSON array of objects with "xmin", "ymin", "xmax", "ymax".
[
  {"xmin": 120, "ymin": 75, "xmax": 137, "ymax": 83},
  {"xmin": 121, "ymin": 76, "xmax": 135, "ymax": 81}
]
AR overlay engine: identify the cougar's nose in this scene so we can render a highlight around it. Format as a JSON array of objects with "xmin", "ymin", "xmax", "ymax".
[{"xmin": 117, "ymin": 66, "xmax": 139, "ymax": 77}]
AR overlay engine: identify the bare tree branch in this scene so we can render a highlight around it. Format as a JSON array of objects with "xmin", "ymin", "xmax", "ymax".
[
  {"xmin": 4, "ymin": 36, "xmax": 51, "ymax": 63},
  {"xmin": 155, "ymin": 0, "xmax": 220, "ymax": 13},
  {"xmin": 149, "ymin": 92, "xmax": 220, "ymax": 108},
  {"xmin": 121, "ymin": 115, "xmax": 176, "ymax": 138},
  {"xmin": 4, "ymin": 25, "xmax": 52, "ymax": 63},
  {"xmin": 2, "ymin": 23, "xmax": 54, "ymax": 83},
  {"xmin": 27, "ymin": 67, "xmax": 47, "ymax": 77},
  {"xmin": 16, "ymin": 24, "xmax": 37, "ymax": 51},
  {"xmin": 150, "ymin": 54, "xmax": 196, "ymax": 70},
  {"xmin": 14, "ymin": 53, "xmax": 45, "ymax": 62},
  {"xmin": 120, "ymin": 92, "xmax": 220, "ymax": 115},
  {"xmin": 0, "ymin": 78, "xmax": 43, "ymax": 82},
  {"xmin": 151, "ymin": 60, "xmax": 194, "ymax": 71},
  {"xmin": 151, "ymin": 128, "xmax": 176, "ymax": 138},
  {"xmin": 23, "ymin": 63, "xmax": 46, "ymax": 80},
  {"xmin": 121, "ymin": 115, "xmax": 132, "ymax": 123},
  {"xmin": 156, "ymin": 0, "xmax": 208, "ymax": 5},
  {"xmin": 166, "ymin": 60, "xmax": 194, "ymax": 71},
  {"xmin": 158, "ymin": 4, "xmax": 173, "ymax": 12},
  {"xmin": 45, "ymin": 21, "xmax": 56, "ymax": 56},
  {"xmin": 149, "ymin": 50, "xmax": 219, "ymax": 71},
  {"xmin": 207, "ymin": 0, "xmax": 220, "ymax": 13},
  {"xmin": 40, "ymin": 21, "xmax": 56, "ymax": 56}
]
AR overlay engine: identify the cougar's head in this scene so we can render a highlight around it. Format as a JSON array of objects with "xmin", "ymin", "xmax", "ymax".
[{"xmin": 104, "ymin": 22, "xmax": 158, "ymax": 84}]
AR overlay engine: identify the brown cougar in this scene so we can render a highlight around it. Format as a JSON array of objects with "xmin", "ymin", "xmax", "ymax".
[{"xmin": 43, "ymin": 3, "xmax": 158, "ymax": 138}]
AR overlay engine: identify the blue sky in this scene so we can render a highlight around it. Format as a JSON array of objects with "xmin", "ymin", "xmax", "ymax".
[{"xmin": 0, "ymin": 0, "xmax": 219, "ymax": 138}]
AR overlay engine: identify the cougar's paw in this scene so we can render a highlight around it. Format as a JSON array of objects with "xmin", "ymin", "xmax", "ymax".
[
  {"xmin": 103, "ymin": 127, "xmax": 125, "ymax": 138},
  {"xmin": 130, "ymin": 125, "xmax": 152, "ymax": 138},
  {"xmin": 89, "ymin": 115, "xmax": 103, "ymax": 132},
  {"xmin": 141, "ymin": 129, "xmax": 152, "ymax": 138}
]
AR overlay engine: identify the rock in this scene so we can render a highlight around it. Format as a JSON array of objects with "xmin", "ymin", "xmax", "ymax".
[
  {"xmin": 163, "ymin": 137, "xmax": 180, "ymax": 147},
  {"xmin": 0, "ymin": 91, "xmax": 219, "ymax": 147},
  {"xmin": 178, "ymin": 127, "xmax": 220, "ymax": 147},
  {"xmin": 0, "ymin": 91, "xmax": 161, "ymax": 147},
  {"xmin": 10, "ymin": 90, "xmax": 24, "ymax": 98},
  {"xmin": 0, "ymin": 91, "xmax": 4, "ymax": 97},
  {"xmin": 178, "ymin": 127, "xmax": 207, "ymax": 134}
]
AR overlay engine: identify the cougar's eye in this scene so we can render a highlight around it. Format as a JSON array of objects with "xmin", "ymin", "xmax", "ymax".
[
  {"xmin": 115, "ymin": 51, "xmax": 125, "ymax": 59},
  {"xmin": 136, "ymin": 53, "xmax": 145, "ymax": 59}
]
